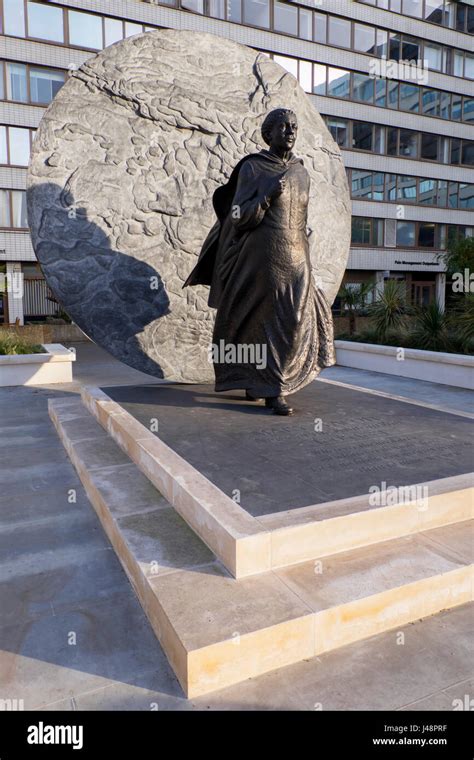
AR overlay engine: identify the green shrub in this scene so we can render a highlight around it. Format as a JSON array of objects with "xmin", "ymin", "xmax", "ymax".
[{"xmin": 0, "ymin": 334, "xmax": 44, "ymax": 355}]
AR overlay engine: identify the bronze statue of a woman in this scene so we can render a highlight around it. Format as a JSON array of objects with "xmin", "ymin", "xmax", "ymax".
[{"xmin": 184, "ymin": 108, "xmax": 336, "ymax": 415}]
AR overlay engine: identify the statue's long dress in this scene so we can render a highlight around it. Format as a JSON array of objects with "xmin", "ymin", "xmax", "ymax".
[{"xmin": 208, "ymin": 149, "xmax": 336, "ymax": 397}]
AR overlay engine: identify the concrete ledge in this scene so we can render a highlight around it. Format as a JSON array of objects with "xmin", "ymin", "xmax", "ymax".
[
  {"xmin": 81, "ymin": 386, "xmax": 271, "ymax": 579},
  {"xmin": 260, "ymin": 474, "xmax": 474, "ymax": 569},
  {"xmin": 335, "ymin": 341, "xmax": 474, "ymax": 390},
  {"xmin": 0, "ymin": 343, "xmax": 75, "ymax": 386},
  {"xmin": 49, "ymin": 396, "xmax": 474, "ymax": 698},
  {"xmin": 81, "ymin": 386, "xmax": 474, "ymax": 576}
]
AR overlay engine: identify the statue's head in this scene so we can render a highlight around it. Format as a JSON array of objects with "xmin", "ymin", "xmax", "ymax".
[{"xmin": 261, "ymin": 108, "xmax": 298, "ymax": 152}]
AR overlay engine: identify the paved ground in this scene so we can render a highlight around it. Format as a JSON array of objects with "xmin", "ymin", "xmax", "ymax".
[
  {"xmin": 0, "ymin": 341, "xmax": 472, "ymax": 710},
  {"xmin": 103, "ymin": 381, "xmax": 473, "ymax": 515}
]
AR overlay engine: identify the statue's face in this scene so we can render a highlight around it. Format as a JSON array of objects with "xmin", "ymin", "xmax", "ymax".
[{"xmin": 269, "ymin": 113, "xmax": 298, "ymax": 152}]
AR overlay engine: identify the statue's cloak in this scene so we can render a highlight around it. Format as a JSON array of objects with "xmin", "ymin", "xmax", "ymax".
[
  {"xmin": 183, "ymin": 154, "xmax": 256, "ymax": 308},
  {"xmin": 183, "ymin": 150, "xmax": 336, "ymax": 396}
]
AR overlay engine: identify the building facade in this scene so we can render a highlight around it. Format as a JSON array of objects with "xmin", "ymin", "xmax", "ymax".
[{"xmin": 0, "ymin": 0, "xmax": 472, "ymax": 324}]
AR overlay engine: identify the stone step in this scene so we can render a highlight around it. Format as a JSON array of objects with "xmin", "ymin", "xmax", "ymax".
[
  {"xmin": 49, "ymin": 396, "xmax": 473, "ymax": 698},
  {"xmin": 80, "ymin": 385, "xmax": 473, "ymax": 579}
]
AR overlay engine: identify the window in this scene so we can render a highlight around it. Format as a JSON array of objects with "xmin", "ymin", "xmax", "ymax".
[
  {"xmin": 243, "ymin": 0, "xmax": 269, "ymax": 28},
  {"xmin": 4, "ymin": 0, "xmax": 26, "ymax": 37},
  {"xmin": 399, "ymin": 83, "xmax": 419, "ymax": 112},
  {"xmin": 352, "ymin": 122, "xmax": 373, "ymax": 151},
  {"xmin": 327, "ymin": 118, "xmax": 348, "ymax": 147},
  {"xmin": 228, "ymin": 0, "xmax": 241, "ymax": 22},
  {"xmin": 313, "ymin": 12, "xmax": 326, "ymax": 43},
  {"xmin": 419, "ymin": 179, "xmax": 437, "ymax": 205},
  {"xmin": 387, "ymin": 81, "xmax": 399, "ymax": 109},
  {"xmin": 461, "ymin": 141, "xmax": 474, "ymax": 167},
  {"xmin": 399, "ymin": 130, "xmax": 418, "ymax": 157},
  {"xmin": 466, "ymin": 54, "xmax": 474, "ymax": 80},
  {"xmin": 421, "ymin": 133, "xmax": 439, "ymax": 161},
  {"xmin": 397, "ymin": 221, "xmax": 416, "ymax": 247},
  {"xmin": 11, "ymin": 191, "xmax": 28, "ymax": 228},
  {"xmin": 299, "ymin": 61, "xmax": 312, "ymax": 93},
  {"xmin": 402, "ymin": 36, "xmax": 419, "ymax": 62},
  {"xmin": 68, "ymin": 10, "xmax": 103, "ymax": 49},
  {"xmin": 299, "ymin": 9, "xmax": 312, "ymax": 41},
  {"xmin": 0, "ymin": 190, "xmax": 11, "ymax": 227},
  {"xmin": 327, "ymin": 68, "xmax": 350, "ymax": 98},
  {"xmin": 0, "ymin": 129, "xmax": 7, "ymax": 164},
  {"xmin": 424, "ymin": 43, "xmax": 442, "ymax": 71},
  {"xmin": 124, "ymin": 22, "xmax": 142, "ymax": 38},
  {"xmin": 29, "ymin": 67, "xmax": 65, "ymax": 104},
  {"xmin": 389, "ymin": 33, "xmax": 401, "ymax": 61},
  {"xmin": 424, "ymin": 0, "xmax": 444, "ymax": 24},
  {"xmin": 181, "ymin": 0, "xmax": 205, "ymax": 12},
  {"xmin": 444, "ymin": 1, "xmax": 456, "ymax": 28},
  {"xmin": 274, "ymin": 1, "xmax": 297, "ymax": 35},
  {"xmin": 437, "ymin": 180, "xmax": 448, "ymax": 207},
  {"xmin": 351, "ymin": 217, "xmax": 383, "ymax": 246},
  {"xmin": 354, "ymin": 23, "xmax": 376, "ymax": 54},
  {"xmin": 450, "ymin": 138, "xmax": 461, "ymax": 165},
  {"xmin": 463, "ymin": 98, "xmax": 474, "ymax": 123},
  {"xmin": 104, "ymin": 18, "xmax": 123, "ymax": 46},
  {"xmin": 374, "ymin": 126, "xmax": 385, "ymax": 154},
  {"xmin": 468, "ymin": 6, "xmax": 474, "ymax": 34},
  {"xmin": 27, "ymin": 2, "xmax": 64, "ymax": 43},
  {"xmin": 448, "ymin": 182, "xmax": 458, "ymax": 208},
  {"xmin": 456, "ymin": 3, "xmax": 466, "ymax": 31},
  {"xmin": 418, "ymin": 223, "xmax": 436, "ymax": 247},
  {"xmin": 375, "ymin": 30, "xmax": 388, "ymax": 58},
  {"xmin": 422, "ymin": 89, "xmax": 439, "ymax": 117},
  {"xmin": 208, "ymin": 0, "xmax": 226, "ymax": 19},
  {"xmin": 452, "ymin": 51, "xmax": 464, "ymax": 78},
  {"xmin": 403, "ymin": 0, "xmax": 423, "ymax": 17},
  {"xmin": 352, "ymin": 74, "xmax": 374, "ymax": 103},
  {"xmin": 459, "ymin": 184, "xmax": 474, "ymax": 210},
  {"xmin": 373, "ymin": 173, "xmax": 384, "ymax": 200},
  {"xmin": 313, "ymin": 64, "xmax": 326, "ymax": 95},
  {"xmin": 6, "ymin": 63, "xmax": 28, "ymax": 102},
  {"xmin": 328, "ymin": 17, "xmax": 351, "ymax": 48},
  {"xmin": 9, "ymin": 128, "xmax": 30, "ymax": 166},
  {"xmin": 375, "ymin": 79, "xmax": 386, "ymax": 107},
  {"xmin": 397, "ymin": 176, "xmax": 417, "ymax": 202},
  {"xmin": 387, "ymin": 128, "xmax": 398, "ymax": 156},
  {"xmin": 440, "ymin": 92, "xmax": 450, "ymax": 120},
  {"xmin": 452, "ymin": 95, "xmax": 462, "ymax": 121},
  {"xmin": 386, "ymin": 174, "xmax": 397, "ymax": 201},
  {"xmin": 351, "ymin": 171, "xmax": 372, "ymax": 200},
  {"xmin": 352, "ymin": 217, "xmax": 372, "ymax": 245}
]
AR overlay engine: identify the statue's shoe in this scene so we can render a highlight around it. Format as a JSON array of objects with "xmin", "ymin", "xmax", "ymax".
[
  {"xmin": 245, "ymin": 391, "xmax": 263, "ymax": 402},
  {"xmin": 265, "ymin": 396, "xmax": 294, "ymax": 416}
]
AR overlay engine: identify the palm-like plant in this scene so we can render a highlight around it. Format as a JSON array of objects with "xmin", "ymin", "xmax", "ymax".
[
  {"xmin": 337, "ymin": 282, "xmax": 374, "ymax": 336},
  {"xmin": 410, "ymin": 301, "xmax": 449, "ymax": 352},
  {"xmin": 449, "ymin": 294, "xmax": 474, "ymax": 353},
  {"xmin": 368, "ymin": 279, "xmax": 408, "ymax": 342},
  {"xmin": 438, "ymin": 236, "xmax": 474, "ymax": 286}
]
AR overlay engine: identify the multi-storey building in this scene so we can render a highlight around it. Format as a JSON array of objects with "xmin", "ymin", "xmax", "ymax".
[{"xmin": 0, "ymin": 0, "xmax": 472, "ymax": 324}]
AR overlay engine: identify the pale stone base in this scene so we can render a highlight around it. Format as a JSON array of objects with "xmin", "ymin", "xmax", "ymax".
[
  {"xmin": 49, "ymin": 396, "xmax": 473, "ymax": 698},
  {"xmin": 81, "ymin": 385, "xmax": 473, "ymax": 579}
]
